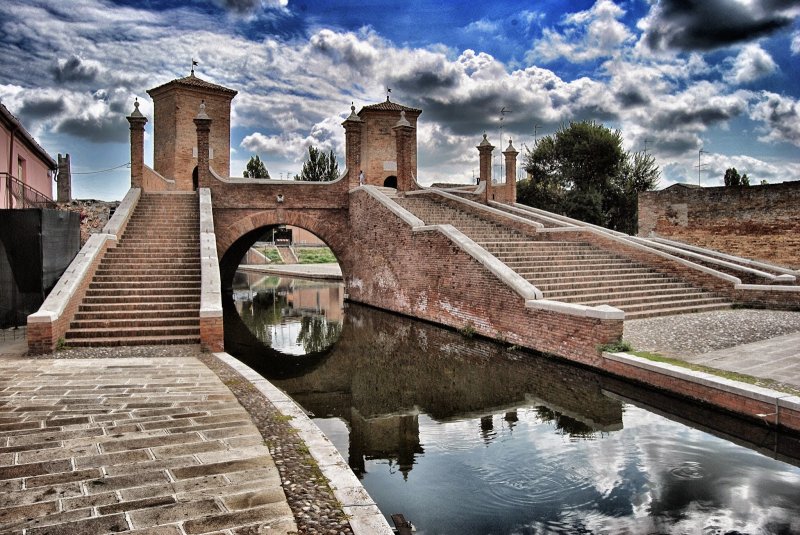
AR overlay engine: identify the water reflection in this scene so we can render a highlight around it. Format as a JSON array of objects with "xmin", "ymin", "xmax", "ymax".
[
  {"xmin": 230, "ymin": 270, "xmax": 342, "ymax": 356},
  {"xmin": 226, "ymin": 273, "xmax": 800, "ymax": 535}
]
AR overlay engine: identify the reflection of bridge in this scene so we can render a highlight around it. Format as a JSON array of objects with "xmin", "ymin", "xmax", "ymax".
[
  {"xmin": 237, "ymin": 303, "xmax": 800, "ymax": 476},
  {"xmin": 29, "ymin": 73, "xmax": 800, "ymax": 374}
]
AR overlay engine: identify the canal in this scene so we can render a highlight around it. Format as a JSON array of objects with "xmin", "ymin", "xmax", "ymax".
[{"xmin": 225, "ymin": 270, "xmax": 800, "ymax": 534}]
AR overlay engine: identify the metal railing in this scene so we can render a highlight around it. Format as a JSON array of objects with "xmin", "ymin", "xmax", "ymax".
[{"xmin": 3, "ymin": 172, "xmax": 56, "ymax": 209}]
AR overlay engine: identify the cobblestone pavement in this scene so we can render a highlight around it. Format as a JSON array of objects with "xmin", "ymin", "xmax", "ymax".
[
  {"xmin": 624, "ymin": 309, "xmax": 800, "ymax": 388},
  {"xmin": 0, "ymin": 348, "xmax": 309, "ymax": 534}
]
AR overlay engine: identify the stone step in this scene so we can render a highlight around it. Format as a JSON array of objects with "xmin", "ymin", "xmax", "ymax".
[
  {"xmin": 541, "ymin": 282, "xmax": 696, "ymax": 299},
  {"xmin": 82, "ymin": 294, "xmax": 200, "ymax": 305},
  {"xmin": 74, "ymin": 308, "xmax": 197, "ymax": 320},
  {"xmin": 62, "ymin": 334, "xmax": 201, "ymax": 347},
  {"xmin": 92, "ymin": 269, "xmax": 200, "ymax": 284},
  {"xmin": 70, "ymin": 317, "xmax": 199, "ymax": 329},
  {"xmin": 600, "ymin": 295, "xmax": 729, "ymax": 312},
  {"xmin": 65, "ymin": 325, "xmax": 200, "ymax": 340},
  {"xmin": 89, "ymin": 281, "xmax": 201, "ymax": 290},
  {"xmin": 560, "ymin": 290, "xmax": 714, "ymax": 307},
  {"xmin": 531, "ymin": 273, "xmax": 675, "ymax": 287},
  {"xmin": 624, "ymin": 302, "xmax": 732, "ymax": 319},
  {"xmin": 94, "ymin": 269, "xmax": 201, "ymax": 277},
  {"xmin": 78, "ymin": 301, "xmax": 199, "ymax": 312},
  {"xmin": 515, "ymin": 264, "xmax": 654, "ymax": 276}
]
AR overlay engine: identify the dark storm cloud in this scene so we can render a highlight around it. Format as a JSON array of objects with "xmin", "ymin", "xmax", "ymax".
[
  {"xmin": 18, "ymin": 96, "xmax": 66, "ymax": 120},
  {"xmin": 651, "ymin": 135, "xmax": 699, "ymax": 157},
  {"xmin": 616, "ymin": 88, "xmax": 650, "ymax": 108},
  {"xmin": 56, "ymin": 115, "xmax": 129, "ymax": 143},
  {"xmin": 643, "ymin": 0, "xmax": 799, "ymax": 52},
  {"xmin": 649, "ymin": 105, "xmax": 744, "ymax": 131},
  {"xmin": 214, "ymin": 0, "xmax": 261, "ymax": 13},
  {"xmin": 51, "ymin": 56, "xmax": 100, "ymax": 83}
]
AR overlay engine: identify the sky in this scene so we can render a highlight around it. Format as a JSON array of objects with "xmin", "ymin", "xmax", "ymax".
[{"xmin": 1, "ymin": 0, "xmax": 799, "ymax": 201}]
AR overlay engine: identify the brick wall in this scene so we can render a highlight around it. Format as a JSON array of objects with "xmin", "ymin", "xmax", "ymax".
[
  {"xmin": 345, "ymin": 190, "xmax": 622, "ymax": 365},
  {"xmin": 638, "ymin": 182, "xmax": 800, "ymax": 269}
]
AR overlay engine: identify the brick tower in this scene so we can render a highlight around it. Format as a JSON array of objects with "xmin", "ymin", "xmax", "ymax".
[
  {"xmin": 146, "ymin": 71, "xmax": 237, "ymax": 190},
  {"xmin": 356, "ymin": 98, "xmax": 421, "ymax": 188}
]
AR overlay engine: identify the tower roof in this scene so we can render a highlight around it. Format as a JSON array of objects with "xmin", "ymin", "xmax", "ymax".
[
  {"xmin": 359, "ymin": 98, "xmax": 421, "ymax": 115},
  {"xmin": 147, "ymin": 73, "xmax": 238, "ymax": 98}
]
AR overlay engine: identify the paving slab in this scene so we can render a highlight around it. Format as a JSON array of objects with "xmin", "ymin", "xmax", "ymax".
[{"xmin": 0, "ymin": 355, "xmax": 297, "ymax": 534}]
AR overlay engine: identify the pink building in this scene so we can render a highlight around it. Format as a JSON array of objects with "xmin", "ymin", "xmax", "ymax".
[{"xmin": 0, "ymin": 102, "xmax": 56, "ymax": 209}]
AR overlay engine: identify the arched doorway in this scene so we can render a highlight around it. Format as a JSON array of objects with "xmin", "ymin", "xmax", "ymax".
[
  {"xmin": 192, "ymin": 166, "xmax": 199, "ymax": 191},
  {"xmin": 383, "ymin": 175, "xmax": 397, "ymax": 188}
]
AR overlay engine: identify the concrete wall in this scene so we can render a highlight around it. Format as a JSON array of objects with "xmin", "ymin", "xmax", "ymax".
[{"xmin": 638, "ymin": 182, "xmax": 800, "ymax": 269}]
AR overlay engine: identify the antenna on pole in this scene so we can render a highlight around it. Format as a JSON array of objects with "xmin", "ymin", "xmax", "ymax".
[
  {"xmin": 533, "ymin": 124, "xmax": 541, "ymax": 145},
  {"xmin": 643, "ymin": 138, "xmax": 652, "ymax": 156},
  {"xmin": 696, "ymin": 148, "xmax": 708, "ymax": 186},
  {"xmin": 499, "ymin": 107, "xmax": 513, "ymax": 180}
]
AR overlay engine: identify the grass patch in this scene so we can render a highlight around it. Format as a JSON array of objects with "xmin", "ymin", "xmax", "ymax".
[
  {"xmin": 259, "ymin": 247, "xmax": 283, "ymax": 263},
  {"xmin": 296, "ymin": 247, "xmax": 336, "ymax": 264},
  {"xmin": 459, "ymin": 323, "xmax": 476, "ymax": 338},
  {"xmin": 599, "ymin": 339, "xmax": 632, "ymax": 353}
]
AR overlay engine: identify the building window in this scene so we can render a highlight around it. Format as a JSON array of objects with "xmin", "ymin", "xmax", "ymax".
[{"xmin": 17, "ymin": 156, "xmax": 26, "ymax": 182}]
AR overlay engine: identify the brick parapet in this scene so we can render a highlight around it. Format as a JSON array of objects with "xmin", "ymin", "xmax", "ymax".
[
  {"xmin": 199, "ymin": 188, "xmax": 224, "ymax": 352},
  {"xmin": 142, "ymin": 164, "xmax": 177, "ymax": 192}
]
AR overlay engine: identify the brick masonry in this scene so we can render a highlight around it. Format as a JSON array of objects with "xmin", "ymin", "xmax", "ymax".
[
  {"xmin": 0, "ymin": 356, "xmax": 295, "ymax": 533},
  {"xmin": 638, "ymin": 182, "xmax": 800, "ymax": 269}
]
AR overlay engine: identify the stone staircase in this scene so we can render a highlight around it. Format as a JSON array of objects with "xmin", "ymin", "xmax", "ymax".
[
  {"xmin": 64, "ymin": 192, "xmax": 201, "ymax": 346},
  {"xmin": 395, "ymin": 196, "xmax": 731, "ymax": 319}
]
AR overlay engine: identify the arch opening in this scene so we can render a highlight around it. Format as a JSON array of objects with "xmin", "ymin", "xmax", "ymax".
[
  {"xmin": 221, "ymin": 223, "xmax": 345, "ymax": 369},
  {"xmin": 383, "ymin": 175, "xmax": 397, "ymax": 188}
]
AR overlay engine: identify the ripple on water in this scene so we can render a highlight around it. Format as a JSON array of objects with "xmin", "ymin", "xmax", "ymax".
[{"xmin": 668, "ymin": 461, "xmax": 706, "ymax": 480}]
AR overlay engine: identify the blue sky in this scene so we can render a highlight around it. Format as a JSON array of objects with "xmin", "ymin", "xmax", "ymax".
[{"xmin": 1, "ymin": 0, "xmax": 799, "ymax": 200}]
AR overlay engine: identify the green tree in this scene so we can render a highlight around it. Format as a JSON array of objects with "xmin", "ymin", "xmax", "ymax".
[
  {"xmin": 520, "ymin": 121, "xmax": 659, "ymax": 233},
  {"xmin": 723, "ymin": 167, "xmax": 750, "ymax": 187},
  {"xmin": 243, "ymin": 155, "xmax": 270, "ymax": 179},
  {"xmin": 294, "ymin": 146, "xmax": 339, "ymax": 182}
]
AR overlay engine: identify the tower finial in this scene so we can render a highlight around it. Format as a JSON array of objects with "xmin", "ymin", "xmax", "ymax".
[{"xmin": 191, "ymin": 58, "xmax": 198, "ymax": 76}]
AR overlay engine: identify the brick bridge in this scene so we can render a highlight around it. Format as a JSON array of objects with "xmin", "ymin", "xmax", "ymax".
[{"xmin": 28, "ymin": 74, "xmax": 800, "ymax": 373}]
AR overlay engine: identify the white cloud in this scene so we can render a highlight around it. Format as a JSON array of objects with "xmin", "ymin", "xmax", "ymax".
[
  {"xmin": 750, "ymin": 91, "xmax": 800, "ymax": 147},
  {"xmin": 529, "ymin": 0, "xmax": 633, "ymax": 63},
  {"xmin": 726, "ymin": 44, "xmax": 777, "ymax": 84},
  {"xmin": 792, "ymin": 32, "xmax": 800, "ymax": 54}
]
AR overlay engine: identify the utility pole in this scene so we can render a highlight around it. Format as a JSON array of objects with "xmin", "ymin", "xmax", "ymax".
[
  {"xmin": 643, "ymin": 138, "xmax": 652, "ymax": 156},
  {"xmin": 499, "ymin": 107, "xmax": 513, "ymax": 181}
]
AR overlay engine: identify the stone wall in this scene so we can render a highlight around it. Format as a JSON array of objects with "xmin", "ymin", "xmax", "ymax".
[{"xmin": 638, "ymin": 182, "xmax": 800, "ymax": 269}]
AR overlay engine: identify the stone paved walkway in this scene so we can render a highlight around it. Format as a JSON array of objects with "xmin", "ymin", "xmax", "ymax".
[
  {"xmin": 624, "ymin": 309, "xmax": 800, "ymax": 389},
  {"xmin": 0, "ymin": 354, "xmax": 296, "ymax": 534}
]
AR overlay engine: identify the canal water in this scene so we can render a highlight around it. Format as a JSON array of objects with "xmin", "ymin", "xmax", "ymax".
[{"xmin": 226, "ymin": 271, "xmax": 800, "ymax": 535}]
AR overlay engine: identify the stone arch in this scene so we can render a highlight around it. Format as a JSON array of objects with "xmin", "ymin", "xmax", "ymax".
[
  {"xmin": 383, "ymin": 175, "xmax": 397, "ymax": 188},
  {"xmin": 216, "ymin": 208, "xmax": 351, "ymax": 292}
]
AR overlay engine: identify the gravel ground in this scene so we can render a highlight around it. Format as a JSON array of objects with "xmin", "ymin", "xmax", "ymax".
[
  {"xmin": 623, "ymin": 309, "xmax": 800, "ymax": 358},
  {"xmin": 33, "ymin": 344, "xmax": 354, "ymax": 535}
]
